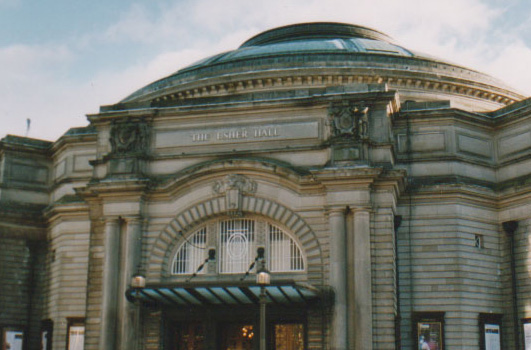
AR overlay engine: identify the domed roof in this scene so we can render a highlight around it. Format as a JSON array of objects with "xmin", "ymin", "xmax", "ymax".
[{"xmin": 118, "ymin": 22, "xmax": 524, "ymax": 111}]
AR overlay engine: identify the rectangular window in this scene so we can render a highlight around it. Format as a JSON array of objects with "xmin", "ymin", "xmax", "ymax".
[
  {"xmin": 413, "ymin": 312, "xmax": 445, "ymax": 350},
  {"xmin": 66, "ymin": 319, "xmax": 85, "ymax": 350},
  {"xmin": 475, "ymin": 234, "xmax": 483, "ymax": 249},
  {"xmin": 479, "ymin": 313, "xmax": 502, "ymax": 350},
  {"xmin": 2, "ymin": 328, "xmax": 24, "ymax": 350}
]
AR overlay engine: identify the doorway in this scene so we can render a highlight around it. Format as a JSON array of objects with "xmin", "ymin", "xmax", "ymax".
[
  {"xmin": 220, "ymin": 323, "xmax": 255, "ymax": 350},
  {"xmin": 173, "ymin": 322, "xmax": 205, "ymax": 350},
  {"xmin": 169, "ymin": 320, "xmax": 305, "ymax": 350}
]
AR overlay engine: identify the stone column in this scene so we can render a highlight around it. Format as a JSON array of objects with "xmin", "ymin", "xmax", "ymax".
[
  {"xmin": 117, "ymin": 217, "xmax": 143, "ymax": 350},
  {"xmin": 349, "ymin": 209, "xmax": 373, "ymax": 350},
  {"xmin": 100, "ymin": 218, "xmax": 120, "ymax": 350},
  {"xmin": 328, "ymin": 207, "xmax": 348, "ymax": 350}
]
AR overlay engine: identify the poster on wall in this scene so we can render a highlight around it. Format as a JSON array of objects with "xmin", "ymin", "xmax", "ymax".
[
  {"xmin": 524, "ymin": 322, "xmax": 531, "ymax": 350},
  {"xmin": 418, "ymin": 322, "xmax": 442, "ymax": 350},
  {"xmin": 484, "ymin": 324, "xmax": 501, "ymax": 350},
  {"xmin": 3, "ymin": 330, "xmax": 24, "ymax": 350}
]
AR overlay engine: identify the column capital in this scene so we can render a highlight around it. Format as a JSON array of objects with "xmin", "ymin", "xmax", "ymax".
[
  {"xmin": 120, "ymin": 215, "xmax": 143, "ymax": 224},
  {"xmin": 350, "ymin": 206, "xmax": 372, "ymax": 214},
  {"xmin": 101, "ymin": 216, "xmax": 121, "ymax": 224},
  {"xmin": 326, "ymin": 206, "xmax": 348, "ymax": 216}
]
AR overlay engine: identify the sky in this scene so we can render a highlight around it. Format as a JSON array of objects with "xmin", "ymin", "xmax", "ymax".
[{"xmin": 1, "ymin": 0, "xmax": 530, "ymax": 141}]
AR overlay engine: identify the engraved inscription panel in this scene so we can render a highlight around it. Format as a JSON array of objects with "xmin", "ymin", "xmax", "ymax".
[
  {"xmin": 397, "ymin": 132, "xmax": 446, "ymax": 153},
  {"xmin": 457, "ymin": 133, "xmax": 492, "ymax": 158},
  {"xmin": 11, "ymin": 163, "xmax": 48, "ymax": 184},
  {"xmin": 498, "ymin": 130, "xmax": 531, "ymax": 158},
  {"xmin": 155, "ymin": 121, "xmax": 319, "ymax": 148}
]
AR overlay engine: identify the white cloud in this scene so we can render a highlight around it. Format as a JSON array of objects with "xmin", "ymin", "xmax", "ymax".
[
  {"xmin": 0, "ymin": 44, "xmax": 78, "ymax": 139},
  {"xmin": 1, "ymin": 0, "xmax": 530, "ymax": 141},
  {"xmin": 482, "ymin": 40, "xmax": 531, "ymax": 94}
]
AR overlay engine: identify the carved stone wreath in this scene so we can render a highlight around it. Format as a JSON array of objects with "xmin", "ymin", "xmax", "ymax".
[
  {"xmin": 328, "ymin": 102, "xmax": 369, "ymax": 140},
  {"xmin": 110, "ymin": 121, "xmax": 149, "ymax": 154}
]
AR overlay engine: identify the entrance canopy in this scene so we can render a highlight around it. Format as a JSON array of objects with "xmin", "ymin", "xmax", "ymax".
[{"xmin": 126, "ymin": 280, "xmax": 325, "ymax": 307}]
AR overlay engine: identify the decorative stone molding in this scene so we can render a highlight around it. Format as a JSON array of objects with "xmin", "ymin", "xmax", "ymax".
[
  {"xmin": 213, "ymin": 174, "xmax": 257, "ymax": 214},
  {"xmin": 110, "ymin": 120, "xmax": 149, "ymax": 154},
  {"xmin": 328, "ymin": 101, "xmax": 369, "ymax": 140},
  {"xmin": 149, "ymin": 74, "xmax": 518, "ymax": 107}
]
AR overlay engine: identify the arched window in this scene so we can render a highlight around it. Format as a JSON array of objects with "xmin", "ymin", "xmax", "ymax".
[
  {"xmin": 268, "ymin": 224, "xmax": 304, "ymax": 272},
  {"xmin": 171, "ymin": 227, "xmax": 207, "ymax": 274},
  {"xmin": 171, "ymin": 218, "xmax": 304, "ymax": 275},
  {"xmin": 219, "ymin": 219, "xmax": 256, "ymax": 274}
]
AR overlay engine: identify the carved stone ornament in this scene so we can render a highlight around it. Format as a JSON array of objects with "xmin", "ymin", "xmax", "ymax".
[
  {"xmin": 213, "ymin": 174, "xmax": 257, "ymax": 214},
  {"xmin": 110, "ymin": 121, "xmax": 149, "ymax": 154},
  {"xmin": 328, "ymin": 102, "xmax": 369, "ymax": 140}
]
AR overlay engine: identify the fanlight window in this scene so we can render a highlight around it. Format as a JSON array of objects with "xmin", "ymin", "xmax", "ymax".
[
  {"xmin": 171, "ymin": 227, "xmax": 207, "ymax": 274},
  {"xmin": 268, "ymin": 224, "xmax": 304, "ymax": 272},
  {"xmin": 171, "ymin": 219, "xmax": 304, "ymax": 275}
]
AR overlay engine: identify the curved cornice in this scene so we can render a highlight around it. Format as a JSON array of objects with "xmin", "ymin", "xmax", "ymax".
[
  {"xmin": 151, "ymin": 156, "xmax": 315, "ymax": 194},
  {"xmin": 136, "ymin": 70, "xmax": 520, "ymax": 112}
]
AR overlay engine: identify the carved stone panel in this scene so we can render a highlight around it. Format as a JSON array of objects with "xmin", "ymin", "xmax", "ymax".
[
  {"xmin": 213, "ymin": 174, "xmax": 257, "ymax": 215},
  {"xmin": 110, "ymin": 120, "xmax": 149, "ymax": 154},
  {"xmin": 328, "ymin": 101, "xmax": 369, "ymax": 140}
]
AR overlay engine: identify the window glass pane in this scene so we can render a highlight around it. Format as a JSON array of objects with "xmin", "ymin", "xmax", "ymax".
[
  {"xmin": 220, "ymin": 323, "xmax": 254, "ymax": 350},
  {"xmin": 175, "ymin": 322, "xmax": 204, "ymax": 350},
  {"xmin": 4, "ymin": 330, "xmax": 24, "ymax": 350},
  {"xmin": 268, "ymin": 224, "xmax": 304, "ymax": 272},
  {"xmin": 68, "ymin": 326, "xmax": 84, "ymax": 350},
  {"xmin": 275, "ymin": 324, "xmax": 304, "ymax": 350},
  {"xmin": 172, "ymin": 227, "xmax": 207, "ymax": 274},
  {"xmin": 219, "ymin": 219, "xmax": 255, "ymax": 273},
  {"xmin": 418, "ymin": 322, "xmax": 442, "ymax": 350}
]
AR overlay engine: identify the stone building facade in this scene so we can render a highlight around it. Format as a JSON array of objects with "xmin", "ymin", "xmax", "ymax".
[{"xmin": 1, "ymin": 22, "xmax": 530, "ymax": 350}]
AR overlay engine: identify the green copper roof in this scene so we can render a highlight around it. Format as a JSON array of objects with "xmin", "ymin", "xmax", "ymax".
[{"xmin": 118, "ymin": 22, "xmax": 523, "ymax": 108}]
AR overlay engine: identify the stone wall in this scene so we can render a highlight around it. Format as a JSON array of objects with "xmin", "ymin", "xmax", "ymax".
[{"xmin": 0, "ymin": 236, "xmax": 47, "ymax": 349}]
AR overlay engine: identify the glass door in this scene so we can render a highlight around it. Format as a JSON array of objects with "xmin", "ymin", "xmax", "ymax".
[
  {"xmin": 173, "ymin": 322, "xmax": 204, "ymax": 350},
  {"xmin": 220, "ymin": 323, "xmax": 255, "ymax": 350},
  {"xmin": 273, "ymin": 323, "xmax": 304, "ymax": 350}
]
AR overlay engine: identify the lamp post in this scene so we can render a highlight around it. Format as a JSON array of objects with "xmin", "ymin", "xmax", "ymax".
[
  {"xmin": 130, "ymin": 272, "xmax": 145, "ymax": 350},
  {"xmin": 257, "ymin": 266, "xmax": 270, "ymax": 350}
]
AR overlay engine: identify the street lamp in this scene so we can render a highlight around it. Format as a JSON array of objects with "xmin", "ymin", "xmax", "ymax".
[
  {"xmin": 256, "ymin": 264, "xmax": 270, "ymax": 350},
  {"xmin": 130, "ymin": 271, "xmax": 145, "ymax": 350},
  {"xmin": 131, "ymin": 272, "xmax": 146, "ymax": 290}
]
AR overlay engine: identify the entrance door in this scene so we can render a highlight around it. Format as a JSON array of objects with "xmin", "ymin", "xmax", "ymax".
[
  {"xmin": 169, "ymin": 317, "xmax": 305, "ymax": 349},
  {"xmin": 273, "ymin": 323, "xmax": 304, "ymax": 350},
  {"xmin": 220, "ymin": 323, "xmax": 255, "ymax": 350},
  {"xmin": 174, "ymin": 322, "xmax": 204, "ymax": 350}
]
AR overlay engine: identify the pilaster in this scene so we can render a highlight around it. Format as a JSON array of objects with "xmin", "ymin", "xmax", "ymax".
[
  {"xmin": 117, "ymin": 216, "xmax": 143, "ymax": 350},
  {"xmin": 348, "ymin": 208, "xmax": 373, "ymax": 350},
  {"xmin": 100, "ymin": 218, "xmax": 120, "ymax": 350},
  {"xmin": 328, "ymin": 206, "xmax": 348, "ymax": 350}
]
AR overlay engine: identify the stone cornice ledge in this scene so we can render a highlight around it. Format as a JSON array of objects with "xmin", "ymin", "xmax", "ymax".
[{"xmin": 312, "ymin": 166, "xmax": 383, "ymax": 187}]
